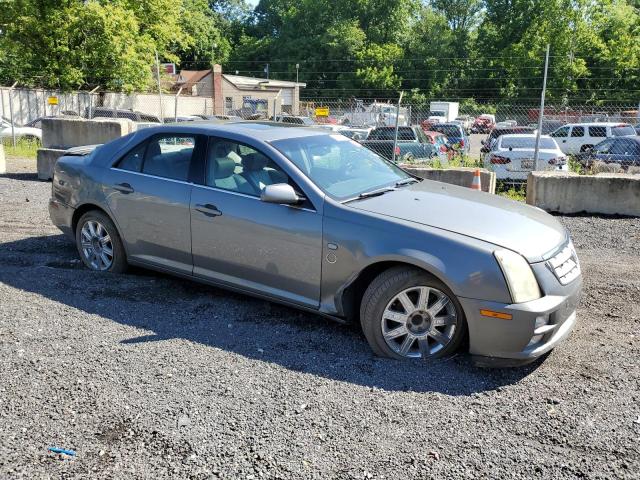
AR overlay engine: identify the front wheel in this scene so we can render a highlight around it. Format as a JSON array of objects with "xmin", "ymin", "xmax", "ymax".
[
  {"xmin": 360, "ymin": 267, "xmax": 467, "ymax": 359},
  {"xmin": 75, "ymin": 211, "xmax": 128, "ymax": 273}
]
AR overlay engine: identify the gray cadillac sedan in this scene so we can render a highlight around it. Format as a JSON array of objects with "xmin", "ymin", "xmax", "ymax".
[{"xmin": 49, "ymin": 122, "xmax": 582, "ymax": 365}]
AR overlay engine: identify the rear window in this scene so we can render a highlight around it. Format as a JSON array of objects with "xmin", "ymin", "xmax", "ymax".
[
  {"xmin": 368, "ymin": 127, "xmax": 416, "ymax": 141},
  {"xmin": 431, "ymin": 125, "xmax": 462, "ymax": 137},
  {"xmin": 500, "ymin": 137, "xmax": 557, "ymax": 149},
  {"xmin": 612, "ymin": 126, "xmax": 636, "ymax": 137}
]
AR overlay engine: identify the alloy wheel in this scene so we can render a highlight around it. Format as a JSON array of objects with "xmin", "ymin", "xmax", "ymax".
[
  {"xmin": 380, "ymin": 286, "xmax": 458, "ymax": 358},
  {"xmin": 79, "ymin": 220, "xmax": 114, "ymax": 271}
]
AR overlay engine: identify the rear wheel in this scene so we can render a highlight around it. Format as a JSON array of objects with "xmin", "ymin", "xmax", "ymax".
[
  {"xmin": 75, "ymin": 211, "xmax": 128, "ymax": 273},
  {"xmin": 360, "ymin": 267, "xmax": 467, "ymax": 359}
]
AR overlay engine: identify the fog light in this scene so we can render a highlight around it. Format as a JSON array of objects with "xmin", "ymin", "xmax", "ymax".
[
  {"xmin": 534, "ymin": 316, "xmax": 549, "ymax": 329},
  {"xmin": 527, "ymin": 334, "xmax": 544, "ymax": 347}
]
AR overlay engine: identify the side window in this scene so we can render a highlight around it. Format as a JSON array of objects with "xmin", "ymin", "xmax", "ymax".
[
  {"xmin": 115, "ymin": 143, "xmax": 146, "ymax": 172},
  {"xmin": 610, "ymin": 140, "xmax": 633, "ymax": 155},
  {"xmin": 593, "ymin": 139, "xmax": 614, "ymax": 154},
  {"xmin": 142, "ymin": 134, "xmax": 195, "ymax": 181},
  {"xmin": 205, "ymin": 138, "xmax": 289, "ymax": 196},
  {"xmin": 589, "ymin": 126, "xmax": 606, "ymax": 137},
  {"xmin": 570, "ymin": 126, "xmax": 584, "ymax": 137},
  {"xmin": 551, "ymin": 126, "xmax": 569, "ymax": 138}
]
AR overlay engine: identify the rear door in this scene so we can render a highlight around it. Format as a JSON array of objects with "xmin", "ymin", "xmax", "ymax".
[
  {"xmin": 566, "ymin": 125, "xmax": 585, "ymax": 154},
  {"xmin": 103, "ymin": 133, "xmax": 204, "ymax": 274}
]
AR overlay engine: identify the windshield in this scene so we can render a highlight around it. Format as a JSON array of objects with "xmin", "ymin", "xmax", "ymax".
[
  {"xmin": 612, "ymin": 126, "xmax": 635, "ymax": 136},
  {"xmin": 271, "ymin": 134, "xmax": 411, "ymax": 200},
  {"xmin": 500, "ymin": 137, "xmax": 557, "ymax": 149}
]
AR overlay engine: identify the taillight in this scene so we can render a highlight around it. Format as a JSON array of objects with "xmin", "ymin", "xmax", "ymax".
[
  {"xmin": 490, "ymin": 155, "xmax": 511, "ymax": 164},
  {"xmin": 459, "ymin": 139, "xmax": 465, "ymax": 147},
  {"xmin": 440, "ymin": 144, "xmax": 447, "ymax": 152},
  {"xmin": 548, "ymin": 158, "xmax": 557, "ymax": 165},
  {"xmin": 394, "ymin": 146, "xmax": 401, "ymax": 156}
]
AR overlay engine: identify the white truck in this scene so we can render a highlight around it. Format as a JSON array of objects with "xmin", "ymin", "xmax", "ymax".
[
  {"xmin": 428, "ymin": 102, "xmax": 459, "ymax": 123},
  {"xmin": 340, "ymin": 101, "xmax": 408, "ymax": 127}
]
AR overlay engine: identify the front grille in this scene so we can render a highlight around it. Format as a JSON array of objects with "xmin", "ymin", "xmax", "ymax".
[{"xmin": 547, "ymin": 243, "xmax": 581, "ymax": 285}]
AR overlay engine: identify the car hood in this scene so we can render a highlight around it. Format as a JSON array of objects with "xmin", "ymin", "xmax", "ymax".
[{"xmin": 348, "ymin": 180, "xmax": 567, "ymax": 263}]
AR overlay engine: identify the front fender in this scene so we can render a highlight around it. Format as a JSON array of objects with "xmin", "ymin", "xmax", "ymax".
[{"xmin": 320, "ymin": 202, "xmax": 511, "ymax": 317}]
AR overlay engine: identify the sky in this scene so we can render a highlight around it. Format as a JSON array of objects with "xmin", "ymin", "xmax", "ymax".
[{"xmin": 246, "ymin": 0, "xmax": 259, "ymax": 6}]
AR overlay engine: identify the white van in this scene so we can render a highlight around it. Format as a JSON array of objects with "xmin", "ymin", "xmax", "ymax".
[{"xmin": 550, "ymin": 122, "xmax": 636, "ymax": 154}]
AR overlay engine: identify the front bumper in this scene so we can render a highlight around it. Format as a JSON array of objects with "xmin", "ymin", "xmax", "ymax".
[
  {"xmin": 48, "ymin": 198, "xmax": 75, "ymax": 239},
  {"xmin": 459, "ymin": 276, "xmax": 582, "ymax": 364}
]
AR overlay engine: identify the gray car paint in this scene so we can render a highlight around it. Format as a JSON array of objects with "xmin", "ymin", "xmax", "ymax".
[{"xmin": 49, "ymin": 123, "xmax": 582, "ymax": 361}]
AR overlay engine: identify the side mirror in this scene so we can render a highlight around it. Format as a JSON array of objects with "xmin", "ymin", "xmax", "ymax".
[{"xmin": 260, "ymin": 183, "xmax": 304, "ymax": 205}]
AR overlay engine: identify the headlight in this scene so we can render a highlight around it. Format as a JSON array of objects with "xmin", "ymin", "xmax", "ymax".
[{"xmin": 494, "ymin": 249, "xmax": 542, "ymax": 303}]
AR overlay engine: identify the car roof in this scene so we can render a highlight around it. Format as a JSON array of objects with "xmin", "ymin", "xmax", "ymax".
[
  {"xmin": 500, "ymin": 133, "xmax": 550, "ymax": 139},
  {"xmin": 563, "ymin": 122, "xmax": 631, "ymax": 127},
  {"xmin": 135, "ymin": 121, "xmax": 331, "ymax": 142}
]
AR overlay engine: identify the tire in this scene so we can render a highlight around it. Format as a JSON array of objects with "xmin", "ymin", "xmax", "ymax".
[
  {"xmin": 360, "ymin": 267, "xmax": 467, "ymax": 359},
  {"xmin": 75, "ymin": 210, "xmax": 128, "ymax": 273}
]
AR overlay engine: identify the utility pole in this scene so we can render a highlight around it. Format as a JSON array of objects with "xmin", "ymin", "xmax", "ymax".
[
  {"xmin": 534, "ymin": 44, "xmax": 550, "ymax": 165},
  {"xmin": 391, "ymin": 91, "xmax": 404, "ymax": 164},
  {"xmin": 155, "ymin": 50, "xmax": 164, "ymax": 122}
]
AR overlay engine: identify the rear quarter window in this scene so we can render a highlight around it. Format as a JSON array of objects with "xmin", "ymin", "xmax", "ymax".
[{"xmin": 612, "ymin": 126, "xmax": 636, "ymax": 137}]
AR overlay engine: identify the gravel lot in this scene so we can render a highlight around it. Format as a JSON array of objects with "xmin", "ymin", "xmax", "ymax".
[{"xmin": 1, "ymin": 157, "xmax": 639, "ymax": 479}]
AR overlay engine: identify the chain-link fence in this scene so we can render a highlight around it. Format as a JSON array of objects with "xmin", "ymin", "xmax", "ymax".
[{"xmin": 2, "ymin": 85, "xmax": 639, "ymax": 174}]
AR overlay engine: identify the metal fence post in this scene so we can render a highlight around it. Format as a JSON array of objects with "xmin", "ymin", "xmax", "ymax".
[
  {"xmin": 8, "ymin": 82, "xmax": 18, "ymax": 147},
  {"xmin": 533, "ymin": 44, "xmax": 550, "ymax": 165},
  {"xmin": 174, "ymin": 87, "xmax": 182, "ymax": 122},
  {"xmin": 391, "ymin": 91, "xmax": 404, "ymax": 163},
  {"xmin": 155, "ymin": 50, "xmax": 164, "ymax": 122}
]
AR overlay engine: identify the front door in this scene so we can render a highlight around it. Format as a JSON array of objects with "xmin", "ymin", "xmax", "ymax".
[
  {"xmin": 190, "ymin": 137, "xmax": 323, "ymax": 307},
  {"xmin": 104, "ymin": 133, "xmax": 202, "ymax": 274}
]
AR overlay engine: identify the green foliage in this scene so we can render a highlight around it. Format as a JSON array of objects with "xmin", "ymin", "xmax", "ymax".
[
  {"xmin": 2, "ymin": 138, "xmax": 40, "ymax": 159},
  {"xmin": 497, "ymin": 184, "xmax": 527, "ymax": 202},
  {"xmin": 1, "ymin": 0, "xmax": 639, "ymax": 101}
]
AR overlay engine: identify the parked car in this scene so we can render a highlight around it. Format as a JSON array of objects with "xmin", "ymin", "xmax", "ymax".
[
  {"xmin": 550, "ymin": 122, "xmax": 637, "ymax": 155},
  {"xmin": 576, "ymin": 136, "xmax": 640, "ymax": 169},
  {"xmin": 480, "ymin": 126, "xmax": 536, "ymax": 154},
  {"xmin": 423, "ymin": 131, "xmax": 453, "ymax": 164},
  {"xmin": 429, "ymin": 123, "xmax": 470, "ymax": 153},
  {"xmin": 471, "ymin": 114, "xmax": 496, "ymax": 134},
  {"xmin": 49, "ymin": 123, "xmax": 582, "ymax": 364},
  {"xmin": 340, "ymin": 102, "xmax": 407, "ymax": 127},
  {"xmin": 165, "ymin": 115, "xmax": 201, "ymax": 123},
  {"xmin": 84, "ymin": 107, "xmax": 162, "ymax": 124},
  {"xmin": 0, "ymin": 117, "xmax": 42, "ymax": 143},
  {"xmin": 24, "ymin": 114, "xmax": 78, "ymax": 129},
  {"xmin": 360, "ymin": 126, "xmax": 438, "ymax": 161},
  {"xmin": 454, "ymin": 115, "xmax": 475, "ymax": 133},
  {"xmin": 274, "ymin": 115, "xmax": 316, "ymax": 126},
  {"xmin": 484, "ymin": 134, "xmax": 567, "ymax": 180},
  {"xmin": 195, "ymin": 114, "xmax": 243, "ymax": 122}
]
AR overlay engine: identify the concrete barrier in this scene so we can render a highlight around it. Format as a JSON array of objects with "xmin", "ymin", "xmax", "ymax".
[
  {"xmin": 0, "ymin": 144, "xmax": 5, "ymax": 174},
  {"xmin": 37, "ymin": 118, "xmax": 134, "ymax": 180},
  {"xmin": 41, "ymin": 117, "xmax": 134, "ymax": 149},
  {"xmin": 526, "ymin": 171, "xmax": 640, "ymax": 217},
  {"xmin": 400, "ymin": 165, "xmax": 496, "ymax": 194},
  {"xmin": 37, "ymin": 148, "xmax": 67, "ymax": 181}
]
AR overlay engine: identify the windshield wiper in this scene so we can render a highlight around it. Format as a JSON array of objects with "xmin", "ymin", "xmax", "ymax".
[
  {"xmin": 395, "ymin": 177, "xmax": 420, "ymax": 187},
  {"xmin": 344, "ymin": 186, "xmax": 396, "ymax": 203}
]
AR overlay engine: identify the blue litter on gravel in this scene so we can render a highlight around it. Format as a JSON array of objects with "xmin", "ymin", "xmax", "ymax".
[{"xmin": 48, "ymin": 447, "xmax": 76, "ymax": 456}]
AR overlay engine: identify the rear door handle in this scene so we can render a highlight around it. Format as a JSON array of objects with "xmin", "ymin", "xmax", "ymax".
[
  {"xmin": 113, "ymin": 182, "xmax": 134, "ymax": 194},
  {"xmin": 195, "ymin": 203, "xmax": 222, "ymax": 217}
]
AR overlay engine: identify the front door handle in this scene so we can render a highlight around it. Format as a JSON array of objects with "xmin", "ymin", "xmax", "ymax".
[
  {"xmin": 195, "ymin": 203, "xmax": 222, "ymax": 217},
  {"xmin": 113, "ymin": 182, "xmax": 134, "ymax": 194}
]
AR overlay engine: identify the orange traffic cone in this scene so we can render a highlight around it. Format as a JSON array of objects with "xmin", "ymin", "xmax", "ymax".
[{"xmin": 471, "ymin": 169, "xmax": 482, "ymax": 191}]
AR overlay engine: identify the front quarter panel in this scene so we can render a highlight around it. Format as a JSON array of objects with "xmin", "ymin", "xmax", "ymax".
[{"xmin": 320, "ymin": 200, "xmax": 511, "ymax": 317}]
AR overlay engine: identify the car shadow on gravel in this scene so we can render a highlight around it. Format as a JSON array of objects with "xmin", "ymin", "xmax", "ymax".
[
  {"xmin": 0, "ymin": 172, "xmax": 40, "ymax": 181},
  {"xmin": 0, "ymin": 234, "xmax": 542, "ymax": 395}
]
